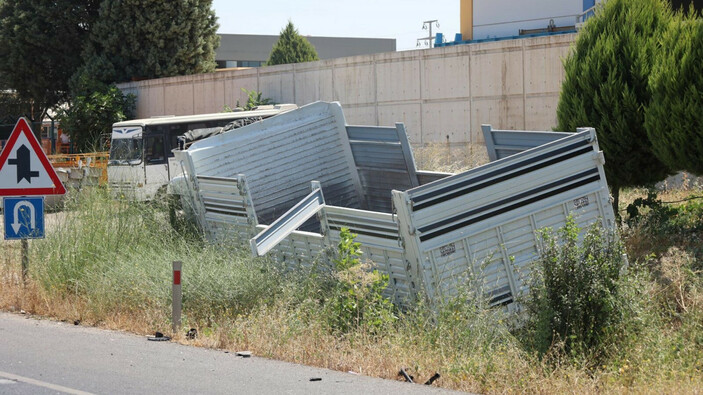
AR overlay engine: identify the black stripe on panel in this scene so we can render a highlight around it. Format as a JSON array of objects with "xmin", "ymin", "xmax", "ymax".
[
  {"xmin": 417, "ymin": 168, "xmax": 599, "ymax": 234},
  {"xmin": 204, "ymin": 206, "xmax": 247, "ymax": 215},
  {"xmin": 205, "ymin": 208, "xmax": 248, "ymax": 217},
  {"xmin": 411, "ymin": 140, "xmax": 592, "ymax": 210},
  {"xmin": 329, "ymin": 226, "xmax": 399, "ymax": 240},
  {"xmin": 418, "ymin": 170, "xmax": 600, "ymax": 242},
  {"xmin": 328, "ymin": 220, "xmax": 398, "ymax": 235}
]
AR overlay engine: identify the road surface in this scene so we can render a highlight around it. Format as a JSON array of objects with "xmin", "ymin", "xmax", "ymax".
[{"xmin": 0, "ymin": 312, "xmax": 461, "ymax": 394}]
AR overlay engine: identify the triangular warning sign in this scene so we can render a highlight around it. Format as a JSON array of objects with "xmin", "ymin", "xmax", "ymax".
[{"xmin": 0, "ymin": 117, "xmax": 66, "ymax": 196}]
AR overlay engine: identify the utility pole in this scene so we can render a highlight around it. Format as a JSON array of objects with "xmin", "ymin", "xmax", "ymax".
[{"xmin": 416, "ymin": 20, "xmax": 440, "ymax": 48}]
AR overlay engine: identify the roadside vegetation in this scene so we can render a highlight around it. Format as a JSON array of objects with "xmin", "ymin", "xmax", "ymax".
[{"xmin": 1, "ymin": 183, "xmax": 701, "ymax": 394}]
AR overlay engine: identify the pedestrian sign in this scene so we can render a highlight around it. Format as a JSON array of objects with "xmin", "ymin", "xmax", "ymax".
[
  {"xmin": 0, "ymin": 117, "xmax": 66, "ymax": 196},
  {"xmin": 3, "ymin": 197, "xmax": 45, "ymax": 240}
]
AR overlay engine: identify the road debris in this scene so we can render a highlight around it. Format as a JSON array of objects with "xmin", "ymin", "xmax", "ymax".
[
  {"xmin": 147, "ymin": 331, "xmax": 171, "ymax": 341},
  {"xmin": 398, "ymin": 368, "xmax": 414, "ymax": 383},
  {"xmin": 424, "ymin": 373, "xmax": 440, "ymax": 385}
]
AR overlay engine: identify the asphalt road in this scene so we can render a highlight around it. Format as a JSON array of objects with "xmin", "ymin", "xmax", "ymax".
[{"xmin": 0, "ymin": 312, "xmax": 462, "ymax": 394}]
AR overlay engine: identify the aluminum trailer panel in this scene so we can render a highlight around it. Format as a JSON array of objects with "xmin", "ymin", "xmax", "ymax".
[
  {"xmin": 393, "ymin": 128, "xmax": 614, "ymax": 306},
  {"xmin": 175, "ymin": 102, "xmax": 615, "ymax": 308}
]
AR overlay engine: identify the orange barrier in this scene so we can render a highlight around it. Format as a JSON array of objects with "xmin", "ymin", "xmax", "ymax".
[{"xmin": 48, "ymin": 152, "xmax": 109, "ymax": 184}]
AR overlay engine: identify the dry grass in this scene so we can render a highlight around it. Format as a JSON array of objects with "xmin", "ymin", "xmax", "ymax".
[
  {"xmin": 412, "ymin": 142, "xmax": 489, "ymax": 173},
  {"xmin": 1, "ymin": 182, "xmax": 702, "ymax": 393}
]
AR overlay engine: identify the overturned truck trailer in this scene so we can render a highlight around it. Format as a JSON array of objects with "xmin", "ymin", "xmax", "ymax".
[{"xmin": 172, "ymin": 102, "xmax": 615, "ymax": 308}]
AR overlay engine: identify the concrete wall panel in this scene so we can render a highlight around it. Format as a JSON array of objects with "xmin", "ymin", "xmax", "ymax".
[
  {"xmin": 377, "ymin": 103, "xmax": 422, "ymax": 143},
  {"xmin": 164, "ymin": 79, "xmax": 194, "ymax": 115},
  {"xmin": 423, "ymin": 53, "xmax": 471, "ymax": 101},
  {"xmin": 343, "ymin": 105, "xmax": 377, "ymax": 126},
  {"xmin": 258, "ymin": 65, "xmax": 295, "ymax": 104},
  {"xmin": 333, "ymin": 63, "xmax": 376, "ymax": 105},
  {"xmin": 525, "ymin": 95, "xmax": 559, "ymax": 131},
  {"xmin": 524, "ymin": 37, "xmax": 572, "ymax": 95},
  {"xmin": 470, "ymin": 42, "xmax": 524, "ymax": 98},
  {"xmin": 376, "ymin": 53, "xmax": 422, "ymax": 103},
  {"xmin": 192, "ymin": 74, "xmax": 225, "ymax": 114},
  {"xmin": 119, "ymin": 34, "xmax": 578, "ymax": 145},
  {"xmin": 422, "ymin": 101, "xmax": 471, "ymax": 144},
  {"xmin": 224, "ymin": 70, "xmax": 258, "ymax": 109},
  {"xmin": 294, "ymin": 67, "xmax": 334, "ymax": 104},
  {"xmin": 471, "ymin": 97, "xmax": 524, "ymax": 142},
  {"xmin": 134, "ymin": 84, "xmax": 165, "ymax": 116}
]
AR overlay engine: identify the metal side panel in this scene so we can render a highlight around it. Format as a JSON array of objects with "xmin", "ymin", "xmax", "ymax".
[
  {"xmin": 416, "ymin": 171, "xmax": 452, "ymax": 186},
  {"xmin": 186, "ymin": 102, "xmax": 363, "ymax": 225},
  {"xmin": 263, "ymin": 226, "xmax": 328, "ymax": 272},
  {"xmin": 195, "ymin": 174, "xmax": 258, "ymax": 244},
  {"xmin": 399, "ymin": 128, "xmax": 616, "ymax": 307},
  {"xmin": 482, "ymin": 124, "xmax": 571, "ymax": 161},
  {"xmin": 323, "ymin": 205, "xmax": 414, "ymax": 305},
  {"xmin": 251, "ymin": 184, "xmax": 325, "ymax": 257},
  {"xmin": 346, "ymin": 123, "xmax": 419, "ymax": 213}
]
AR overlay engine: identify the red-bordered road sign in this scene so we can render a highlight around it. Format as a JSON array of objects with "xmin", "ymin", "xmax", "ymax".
[{"xmin": 0, "ymin": 117, "xmax": 66, "ymax": 196}]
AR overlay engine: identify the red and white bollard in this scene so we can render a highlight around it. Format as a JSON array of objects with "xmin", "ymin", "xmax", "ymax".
[{"xmin": 172, "ymin": 261, "xmax": 182, "ymax": 333}]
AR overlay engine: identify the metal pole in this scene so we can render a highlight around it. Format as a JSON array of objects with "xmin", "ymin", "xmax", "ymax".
[
  {"xmin": 172, "ymin": 261, "xmax": 182, "ymax": 333},
  {"xmin": 21, "ymin": 239, "xmax": 28, "ymax": 284}
]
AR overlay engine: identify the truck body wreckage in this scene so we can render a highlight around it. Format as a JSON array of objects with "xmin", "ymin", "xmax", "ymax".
[{"xmin": 170, "ymin": 101, "xmax": 616, "ymax": 308}]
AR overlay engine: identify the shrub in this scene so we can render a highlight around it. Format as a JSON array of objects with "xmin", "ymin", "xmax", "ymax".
[
  {"xmin": 525, "ymin": 217, "xmax": 627, "ymax": 359},
  {"xmin": 325, "ymin": 228, "xmax": 396, "ymax": 334}
]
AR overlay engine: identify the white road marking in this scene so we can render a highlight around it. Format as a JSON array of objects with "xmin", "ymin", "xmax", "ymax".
[{"xmin": 0, "ymin": 370, "xmax": 94, "ymax": 395}]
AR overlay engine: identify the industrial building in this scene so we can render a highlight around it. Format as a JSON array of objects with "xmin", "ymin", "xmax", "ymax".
[
  {"xmin": 215, "ymin": 34, "xmax": 396, "ymax": 68},
  {"xmin": 442, "ymin": 0, "xmax": 702, "ymax": 45}
]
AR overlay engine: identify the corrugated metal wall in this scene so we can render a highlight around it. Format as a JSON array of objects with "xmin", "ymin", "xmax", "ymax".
[
  {"xmin": 185, "ymin": 102, "xmax": 364, "ymax": 224},
  {"xmin": 395, "ymin": 130, "xmax": 615, "ymax": 305},
  {"xmin": 346, "ymin": 124, "xmax": 419, "ymax": 213},
  {"xmin": 482, "ymin": 124, "xmax": 570, "ymax": 161}
]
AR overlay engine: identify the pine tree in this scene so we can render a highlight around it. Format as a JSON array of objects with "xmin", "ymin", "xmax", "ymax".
[
  {"xmin": 77, "ymin": 0, "xmax": 219, "ymax": 84},
  {"xmin": 556, "ymin": 0, "xmax": 674, "ymax": 209},
  {"xmin": 266, "ymin": 21, "xmax": 319, "ymax": 66},
  {"xmin": 646, "ymin": 14, "xmax": 703, "ymax": 175}
]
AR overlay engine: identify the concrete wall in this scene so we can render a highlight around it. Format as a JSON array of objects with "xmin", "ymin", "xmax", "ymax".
[{"xmin": 118, "ymin": 33, "xmax": 576, "ymax": 145}]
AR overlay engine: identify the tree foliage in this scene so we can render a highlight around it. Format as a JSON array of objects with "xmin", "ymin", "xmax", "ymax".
[
  {"xmin": 266, "ymin": 21, "xmax": 319, "ymax": 66},
  {"xmin": 0, "ymin": 0, "xmax": 220, "ymax": 151},
  {"xmin": 58, "ymin": 82, "xmax": 135, "ymax": 152},
  {"xmin": 646, "ymin": 14, "xmax": 703, "ymax": 175},
  {"xmin": 556, "ymin": 0, "xmax": 674, "ymax": 197},
  {"xmin": 0, "ymin": 0, "xmax": 99, "ymax": 121},
  {"xmin": 77, "ymin": 0, "xmax": 219, "ymax": 85}
]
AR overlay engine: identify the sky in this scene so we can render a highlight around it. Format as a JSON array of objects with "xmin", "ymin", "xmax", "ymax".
[{"xmin": 211, "ymin": 0, "xmax": 461, "ymax": 51}]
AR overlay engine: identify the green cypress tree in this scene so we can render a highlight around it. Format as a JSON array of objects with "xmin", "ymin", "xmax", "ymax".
[
  {"xmin": 77, "ymin": 0, "xmax": 220, "ymax": 84},
  {"xmin": 266, "ymin": 21, "xmax": 319, "ymax": 66},
  {"xmin": 556, "ymin": 0, "xmax": 674, "ymax": 209},
  {"xmin": 646, "ymin": 14, "xmax": 703, "ymax": 175}
]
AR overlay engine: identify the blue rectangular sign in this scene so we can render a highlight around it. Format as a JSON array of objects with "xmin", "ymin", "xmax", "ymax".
[{"xmin": 3, "ymin": 197, "xmax": 44, "ymax": 240}]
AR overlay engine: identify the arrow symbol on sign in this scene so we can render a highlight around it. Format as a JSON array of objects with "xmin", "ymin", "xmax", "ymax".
[
  {"xmin": 8, "ymin": 145, "xmax": 40, "ymax": 183},
  {"xmin": 11, "ymin": 200, "xmax": 35, "ymax": 234}
]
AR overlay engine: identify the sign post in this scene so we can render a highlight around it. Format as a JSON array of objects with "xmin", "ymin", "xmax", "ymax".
[
  {"xmin": 172, "ymin": 261, "xmax": 182, "ymax": 333},
  {"xmin": 0, "ymin": 118, "xmax": 66, "ymax": 283}
]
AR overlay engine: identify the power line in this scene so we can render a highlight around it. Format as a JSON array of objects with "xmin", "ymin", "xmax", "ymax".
[{"xmin": 416, "ymin": 19, "xmax": 439, "ymax": 48}]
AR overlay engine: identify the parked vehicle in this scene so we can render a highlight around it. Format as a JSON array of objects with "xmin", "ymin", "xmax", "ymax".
[
  {"xmin": 108, "ymin": 104, "xmax": 297, "ymax": 200},
  {"xmin": 171, "ymin": 101, "xmax": 616, "ymax": 308}
]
